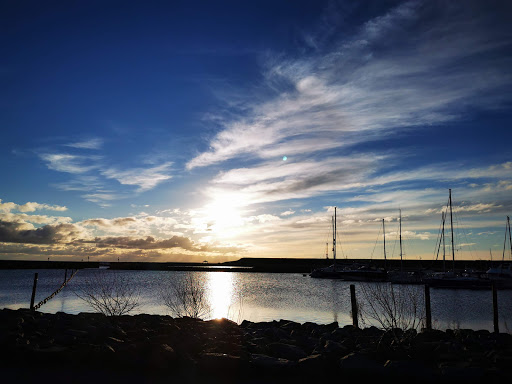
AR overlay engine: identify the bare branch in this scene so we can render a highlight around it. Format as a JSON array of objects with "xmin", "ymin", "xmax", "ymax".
[{"xmin": 74, "ymin": 270, "xmax": 141, "ymax": 316}]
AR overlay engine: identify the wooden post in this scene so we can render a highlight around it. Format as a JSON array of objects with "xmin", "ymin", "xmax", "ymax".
[
  {"xmin": 492, "ymin": 283, "xmax": 499, "ymax": 333},
  {"xmin": 424, "ymin": 284, "xmax": 432, "ymax": 330},
  {"xmin": 350, "ymin": 284, "xmax": 358, "ymax": 328},
  {"xmin": 30, "ymin": 273, "xmax": 38, "ymax": 311}
]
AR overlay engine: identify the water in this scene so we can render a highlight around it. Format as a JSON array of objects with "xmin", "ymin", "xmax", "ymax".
[{"xmin": 1, "ymin": 269, "xmax": 511, "ymax": 332}]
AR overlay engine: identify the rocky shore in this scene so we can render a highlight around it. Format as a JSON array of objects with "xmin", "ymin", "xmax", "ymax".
[{"xmin": 1, "ymin": 308, "xmax": 511, "ymax": 384}]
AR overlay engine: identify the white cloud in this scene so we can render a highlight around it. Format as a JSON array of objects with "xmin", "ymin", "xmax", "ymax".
[
  {"xmin": 0, "ymin": 212, "xmax": 72, "ymax": 225},
  {"xmin": 102, "ymin": 162, "xmax": 173, "ymax": 192},
  {"xmin": 64, "ymin": 138, "xmax": 103, "ymax": 150},
  {"xmin": 40, "ymin": 153, "xmax": 99, "ymax": 174},
  {"xmin": 0, "ymin": 199, "xmax": 67, "ymax": 213}
]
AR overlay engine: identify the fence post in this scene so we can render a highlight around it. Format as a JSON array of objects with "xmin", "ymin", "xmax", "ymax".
[
  {"xmin": 492, "ymin": 283, "xmax": 499, "ymax": 333},
  {"xmin": 424, "ymin": 284, "xmax": 432, "ymax": 330},
  {"xmin": 30, "ymin": 273, "xmax": 38, "ymax": 311},
  {"xmin": 350, "ymin": 284, "xmax": 358, "ymax": 328}
]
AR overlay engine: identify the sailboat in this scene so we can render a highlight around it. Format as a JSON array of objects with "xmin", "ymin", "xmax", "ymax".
[
  {"xmin": 334, "ymin": 219, "xmax": 387, "ymax": 282},
  {"xmin": 309, "ymin": 207, "xmax": 345, "ymax": 278},
  {"xmin": 486, "ymin": 216, "xmax": 512, "ymax": 289},
  {"xmin": 310, "ymin": 207, "xmax": 387, "ymax": 281},
  {"xmin": 424, "ymin": 189, "xmax": 491, "ymax": 289},
  {"xmin": 388, "ymin": 209, "xmax": 424, "ymax": 284}
]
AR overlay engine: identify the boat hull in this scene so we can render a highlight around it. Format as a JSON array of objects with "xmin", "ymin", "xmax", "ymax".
[
  {"xmin": 423, "ymin": 276, "xmax": 492, "ymax": 290},
  {"xmin": 310, "ymin": 265, "xmax": 387, "ymax": 282}
]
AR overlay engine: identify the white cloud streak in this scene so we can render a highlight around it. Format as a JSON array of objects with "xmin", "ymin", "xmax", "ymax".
[
  {"xmin": 101, "ymin": 162, "xmax": 173, "ymax": 192},
  {"xmin": 40, "ymin": 153, "xmax": 100, "ymax": 174},
  {"xmin": 64, "ymin": 138, "xmax": 104, "ymax": 150}
]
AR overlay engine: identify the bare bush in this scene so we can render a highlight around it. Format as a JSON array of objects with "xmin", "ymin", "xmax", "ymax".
[
  {"xmin": 357, "ymin": 282, "xmax": 425, "ymax": 334},
  {"xmin": 224, "ymin": 287, "xmax": 245, "ymax": 324},
  {"xmin": 159, "ymin": 272, "xmax": 212, "ymax": 319},
  {"xmin": 74, "ymin": 270, "xmax": 141, "ymax": 316}
]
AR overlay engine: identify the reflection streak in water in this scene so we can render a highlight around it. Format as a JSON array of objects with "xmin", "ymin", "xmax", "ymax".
[{"xmin": 207, "ymin": 272, "xmax": 234, "ymax": 319}]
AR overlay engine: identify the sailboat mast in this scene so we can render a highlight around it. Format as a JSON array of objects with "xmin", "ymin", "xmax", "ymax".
[
  {"xmin": 504, "ymin": 215, "xmax": 512, "ymax": 264},
  {"xmin": 382, "ymin": 218, "xmax": 387, "ymax": 270},
  {"xmin": 449, "ymin": 189, "xmax": 455, "ymax": 271},
  {"xmin": 399, "ymin": 209, "xmax": 403, "ymax": 271},
  {"xmin": 332, "ymin": 207, "xmax": 337, "ymax": 270},
  {"xmin": 442, "ymin": 211, "xmax": 446, "ymax": 272},
  {"xmin": 508, "ymin": 216, "xmax": 511, "ymax": 261}
]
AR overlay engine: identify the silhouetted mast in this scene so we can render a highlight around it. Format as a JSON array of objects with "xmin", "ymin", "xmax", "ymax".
[
  {"xmin": 508, "ymin": 216, "xmax": 511, "ymax": 261},
  {"xmin": 382, "ymin": 218, "xmax": 387, "ymax": 270},
  {"xmin": 399, "ymin": 209, "xmax": 403, "ymax": 271},
  {"xmin": 449, "ymin": 189, "xmax": 455, "ymax": 271},
  {"xmin": 442, "ymin": 211, "xmax": 446, "ymax": 272},
  {"xmin": 503, "ymin": 215, "xmax": 512, "ymax": 263},
  {"xmin": 332, "ymin": 207, "xmax": 337, "ymax": 270}
]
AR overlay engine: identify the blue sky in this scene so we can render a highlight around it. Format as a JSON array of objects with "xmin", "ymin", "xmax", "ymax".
[{"xmin": 1, "ymin": 0, "xmax": 512, "ymax": 263}]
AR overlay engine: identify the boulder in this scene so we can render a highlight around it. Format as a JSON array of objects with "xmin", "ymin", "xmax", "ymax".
[{"xmin": 268, "ymin": 342, "xmax": 308, "ymax": 361}]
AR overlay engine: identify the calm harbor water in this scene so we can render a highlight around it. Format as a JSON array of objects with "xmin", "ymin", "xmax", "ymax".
[{"xmin": 1, "ymin": 268, "xmax": 511, "ymax": 332}]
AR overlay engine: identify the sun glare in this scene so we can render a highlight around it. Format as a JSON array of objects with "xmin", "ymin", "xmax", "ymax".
[
  {"xmin": 201, "ymin": 195, "xmax": 245, "ymax": 238},
  {"xmin": 208, "ymin": 272, "xmax": 234, "ymax": 319}
]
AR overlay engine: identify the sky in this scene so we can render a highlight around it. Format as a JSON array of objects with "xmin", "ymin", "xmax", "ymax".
[{"xmin": 1, "ymin": 0, "xmax": 512, "ymax": 264}]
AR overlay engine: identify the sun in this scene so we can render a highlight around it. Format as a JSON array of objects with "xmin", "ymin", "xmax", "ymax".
[{"xmin": 201, "ymin": 194, "xmax": 245, "ymax": 238}]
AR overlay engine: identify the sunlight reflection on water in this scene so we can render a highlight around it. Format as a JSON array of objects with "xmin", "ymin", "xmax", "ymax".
[{"xmin": 207, "ymin": 272, "xmax": 234, "ymax": 319}]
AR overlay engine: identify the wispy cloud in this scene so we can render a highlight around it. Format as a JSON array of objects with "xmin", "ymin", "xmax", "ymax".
[
  {"xmin": 64, "ymin": 138, "xmax": 104, "ymax": 150},
  {"xmin": 38, "ymin": 142, "xmax": 174, "ymax": 204},
  {"xmin": 188, "ymin": 1, "xmax": 511, "ymax": 175},
  {"xmin": 40, "ymin": 153, "xmax": 100, "ymax": 174},
  {"xmin": 101, "ymin": 162, "xmax": 173, "ymax": 192}
]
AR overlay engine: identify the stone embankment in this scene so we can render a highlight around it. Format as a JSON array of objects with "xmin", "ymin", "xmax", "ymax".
[{"xmin": 1, "ymin": 308, "xmax": 511, "ymax": 383}]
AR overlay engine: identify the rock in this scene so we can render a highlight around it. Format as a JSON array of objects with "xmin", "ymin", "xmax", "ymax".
[
  {"xmin": 65, "ymin": 328, "xmax": 89, "ymax": 338},
  {"xmin": 264, "ymin": 326, "xmax": 289, "ymax": 341},
  {"xmin": 249, "ymin": 353, "xmax": 295, "ymax": 371},
  {"xmin": 53, "ymin": 333, "xmax": 77, "ymax": 346},
  {"xmin": 384, "ymin": 359, "xmax": 438, "ymax": 383},
  {"xmin": 322, "ymin": 339, "xmax": 349, "ymax": 358},
  {"xmin": 198, "ymin": 352, "xmax": 246, "ymax": 373},
  {"xmin": 297, "ymin": 353, "xmax": 326, "ymax": 371},
  {"xmin": 339, "ymin": 352, "xmax": 384, "ymax": 372},
  {"xmin": 106, "ymin": 336, "xmax": 124, "ymax": 344},
  {"xmin": 362, "ymin": 325, "xmax": 383, "ymax": 337},
  {"xmin": 268, "ymin": 342, "xmax": 307, "ymax": 361},
  {"xmin": 0, "ymin": 308, "xmax": 510, "ymax": 383},
  {"xmin": 440, "ymin": 366, "xmax": 487, "ymax": 383}
]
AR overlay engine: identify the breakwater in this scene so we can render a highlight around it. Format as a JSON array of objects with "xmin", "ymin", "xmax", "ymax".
[
  {"xmin": 1, "ymin": 308, "xmax": 510, "ymax": 383},
  {"xmin": 0, "ymin": 258, "xmax": 498, "ymax": 273}
]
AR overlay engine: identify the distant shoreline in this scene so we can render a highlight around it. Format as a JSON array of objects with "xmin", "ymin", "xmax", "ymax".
[{"xmin": 0, "ymin": 258, "xmax": 498, "ymax": 273}]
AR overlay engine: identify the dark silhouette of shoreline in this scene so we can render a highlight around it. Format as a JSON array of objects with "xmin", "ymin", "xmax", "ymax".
[{"xmin": 0, "ymin": 258, "xmax": 497, "ymax": 274}]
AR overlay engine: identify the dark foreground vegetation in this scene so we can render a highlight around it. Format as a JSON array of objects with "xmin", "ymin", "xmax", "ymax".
[{"xmin": 1, "ymin": 308, "xmax": 511, "ymax": 384}]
